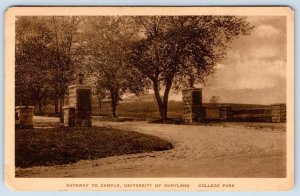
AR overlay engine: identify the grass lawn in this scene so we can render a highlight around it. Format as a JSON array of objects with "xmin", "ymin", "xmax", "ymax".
[{"xmin": 15, "ymin": 126, "xmax": 173, "ymax": 168}]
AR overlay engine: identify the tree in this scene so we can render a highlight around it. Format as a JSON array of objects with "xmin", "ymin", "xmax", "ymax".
[
  {"xmin": 82, "ymin": 17, "xmax": 150, "ymax": 118},
  {"xmin": 15, "ymin": 16, "xmax": 82, "ymax": 117},
  {"xmin": 15, "ymin": 17, "xmax": 57, "ymax": 113},
  {"xmin": 49, "ymin": 16, "xmax": 82, "ymax": 119},
  {"xmin": 129, "ymin": 16, "xmax": 253, "ymax": 121},
  {"xmin": 209, "ymin": 96, "xmax": 221, "ymax": 108}
]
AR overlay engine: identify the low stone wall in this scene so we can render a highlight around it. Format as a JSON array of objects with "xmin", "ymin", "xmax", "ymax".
[
  {"xmin": 205, "ymin": 107, "xmax": 219, "ymax": 120},
  {"xmin": 181, "ymin": 101, "xmax": 286, "ymax": 123},
  {"xmin": 203, "ymin": 106, "xmax": 233, "ymax": 121},
  {"xmin": 271, "ymin": 104, "xmax": 286, "ymax": 123},
  {"xmin": 16, "ymin": 106, "xmax": 34, "ymax": 128},
  {"xmin": 219, "ymin": 106, "xmax": 233, "ymax": 121}
]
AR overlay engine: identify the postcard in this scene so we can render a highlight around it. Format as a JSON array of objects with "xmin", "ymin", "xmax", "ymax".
[{"xmin": 4, "ymin": 6, "xmax": 294, "ymax": 191}]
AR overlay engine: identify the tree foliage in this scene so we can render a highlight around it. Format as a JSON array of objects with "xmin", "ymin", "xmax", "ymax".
[
  {"xmin": 129, "ymin": 16, "xmax": 253, "ymax": 121},
  {"xmin": 15, "ymin": 15, "xmax": 252, "ymax": 120},
  {"xmin": 82, "ymin": 16, "xmax": 150, "ymax": 117},
  {"xmin": 16, "ymin": 17, "xmax": 55, "ymax": 111},
  {"xmin": 15, "ymin": 16, "xmax": 81, "ymax": 114}
]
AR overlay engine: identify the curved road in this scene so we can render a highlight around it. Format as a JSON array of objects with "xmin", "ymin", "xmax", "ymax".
[{"xmin": 16, "ymin": 118, "xmax": 286, "ymax": 178}]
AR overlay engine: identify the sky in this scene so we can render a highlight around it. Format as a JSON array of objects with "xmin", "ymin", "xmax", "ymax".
[{"xmin": 169, "ymin": 16, "xmax": 287, "ymax": 104}]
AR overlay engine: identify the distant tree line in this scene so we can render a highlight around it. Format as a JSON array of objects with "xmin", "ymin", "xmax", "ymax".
[{"xmin": 15, "ymin": 16, "xmax": 252, "ymax": 121}]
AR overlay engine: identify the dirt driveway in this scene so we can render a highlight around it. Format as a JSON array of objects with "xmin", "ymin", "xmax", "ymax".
[{"xmin": 16, "ymin": 118, "xmax": 286, "ymax": 178}]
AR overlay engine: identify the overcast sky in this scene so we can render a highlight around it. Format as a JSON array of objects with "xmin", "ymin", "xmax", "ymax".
[{"xmin": 170, "ymin": 16, "xmax": 287, "ymax": 104}]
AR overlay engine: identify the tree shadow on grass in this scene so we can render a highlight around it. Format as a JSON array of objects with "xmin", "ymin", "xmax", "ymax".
[{"xmin": 15, "ymin": 126, "xmax": 173, "ymax": 168}]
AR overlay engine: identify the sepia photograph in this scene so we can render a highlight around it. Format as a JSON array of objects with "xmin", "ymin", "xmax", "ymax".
[{"xmin": 4, "ymin": 7, "xmax": 294, "ymax": 191}]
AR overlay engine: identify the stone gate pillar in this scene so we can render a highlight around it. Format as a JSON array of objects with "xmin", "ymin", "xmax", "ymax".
[
  {"xmin": 63, "ymin": 107, "xmax": 76, "ymax": 127},
  {"xmin": 182, "ymin": 88, "xmax": 205, "ymax": 124},
  {"xmin": 15, "ymin": 106, "xmax": 34, "ymax": 128},
  {"xmin": 67, "ymin": 85, "xmax": 92, "ymax": 127},
  {"xmin": 64, "ymin": 73, "xmax": 92, "ymax": 127}
]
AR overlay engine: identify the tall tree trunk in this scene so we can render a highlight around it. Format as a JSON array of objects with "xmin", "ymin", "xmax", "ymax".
[
  {"xmin": 153, "ymin": 77, "xmax": 173, "ymax": 122},
  {"xmin": 54, "ymin": 98, "xmax": 59, "ymax": 114},
  {"xmin": 110, "ymin": 90, "xmax": 118, "ymax": 118},
  {"xmin": 59, "ymin": 97, "xmax": 64, "ymax": 123},
  {"xmin": 111, "ymin": 103, "xmax": 117, "ymax": 118},
  {"xmin": 153, "ymin": 82, "xmax": 165, "ymax": 121},
  {"xmin": 38, "ymin": 100, "xmax": 43, "ymax": 114},
  {"xmin": 97, "ymin": 95, "xmax": 102, "ymax": 111}
]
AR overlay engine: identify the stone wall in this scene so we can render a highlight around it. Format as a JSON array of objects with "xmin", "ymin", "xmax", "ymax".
[
  {"xmin": 68, "ymin": 85, "xmax": 78, "ymax": 108},
  {"xmin": 76, "ymin": 88, "xmax": 92, "ymax": 127},
  {"xmin": 219, "ymin": 106, "xmax": 233, "ymax": 121},
  {"xmin": 15, "ymin": 106, "xmax": 34, "ymax": 128},
  {"xmin": 205, "ymin": 108, "xmax": 219, "ymax": 120},
  {"xmin": 63, "ymin": 107, "xmax": 75, "ymax": 127},
  {"xmin": 271, "ymin": 104, "xmax": 286, "ymax": 123},
  {"xmin": 182, "ymin": 88, "xmax": 205, "ymax": 124},
  {"xmin": 64, "ymin": 85, "xmax": 92, "ymax": 127}
]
